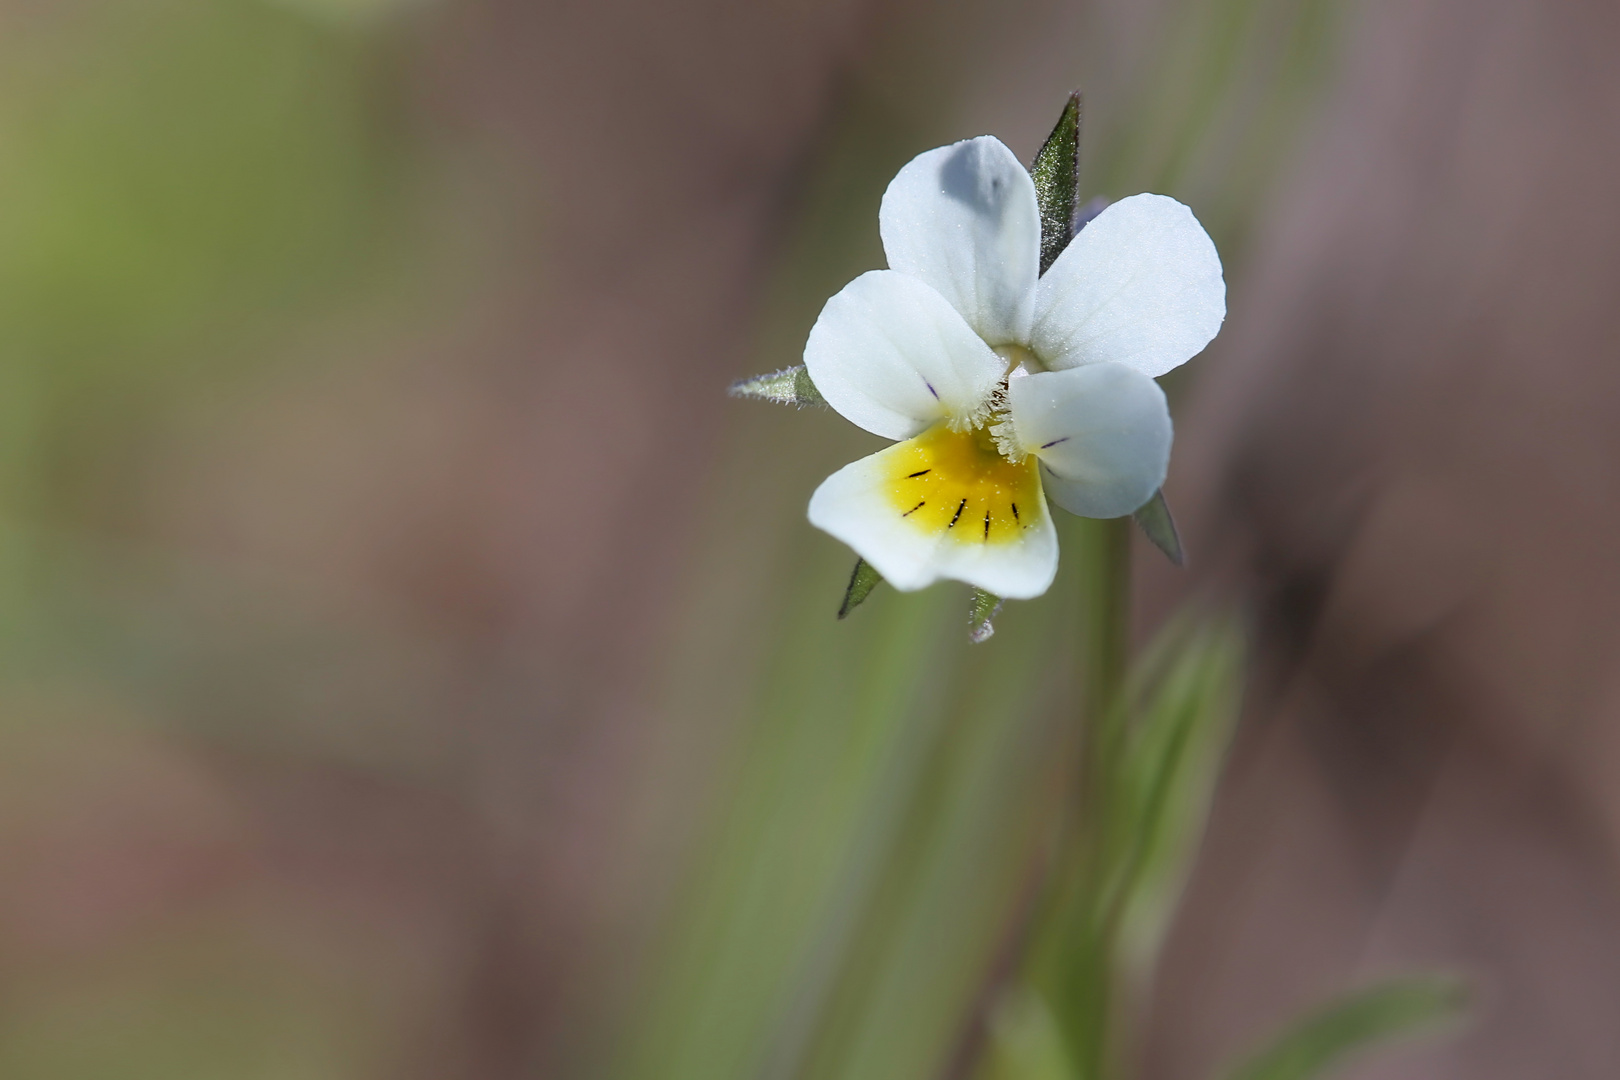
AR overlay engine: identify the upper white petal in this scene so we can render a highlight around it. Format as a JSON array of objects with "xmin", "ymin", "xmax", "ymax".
[
  {"xmin": 1006, "ymin": 362, "xmax": 1172, "ymax": 519},
  {"xmin": 1029, "ymin": 193, "xmax": 1225, "ymax": 378},
  {"xmin": 879, "ymin": 136, "xmax": 1041, "ymax": 347},
  {"xmin": 803, "ymin": 270, "xmax": 1005, "ymax": 440},
  {"xmin": 807, "ymin": 441, "xmax": 1058, "ymax": 599}
]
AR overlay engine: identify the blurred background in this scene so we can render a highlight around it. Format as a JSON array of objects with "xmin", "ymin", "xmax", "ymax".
[{"xmin": 1, "ymin": 0, "xmax": 1618, "ymax": 1077}]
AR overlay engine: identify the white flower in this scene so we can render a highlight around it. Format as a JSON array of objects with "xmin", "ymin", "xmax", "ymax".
[{"xmin": 804, "ymin": 136, "xmax": 1225, "ymax": 599}]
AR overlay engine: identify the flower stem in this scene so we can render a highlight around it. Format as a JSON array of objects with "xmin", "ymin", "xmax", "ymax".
[
  {"xmin": 1080, "ymin": 515, "xmax": 1132, "ymax": 734},
  {"xmin": 1072, "ymin": 514, "xmax": 1133, "ymax": 1080}
]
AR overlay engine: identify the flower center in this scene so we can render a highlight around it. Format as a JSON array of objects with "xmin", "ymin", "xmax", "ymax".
[{"xmin": 885, "ymin": 422, "xmax": 1042, "ymax": 544}]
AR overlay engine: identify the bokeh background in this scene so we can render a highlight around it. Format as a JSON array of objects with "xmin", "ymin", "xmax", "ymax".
[{"xmin": 1, "ymin": 0, "xmax": 1618, "ymax": 1077}]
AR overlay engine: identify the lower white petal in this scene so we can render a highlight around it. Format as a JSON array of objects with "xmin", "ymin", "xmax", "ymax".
[
  {"xmin": 1006, "ymin": 363, "xmax": 1171, "ymax": 519},
  {"xmin": 807, "ymin": 428, "xmax": 1058, "ymax": 599}
]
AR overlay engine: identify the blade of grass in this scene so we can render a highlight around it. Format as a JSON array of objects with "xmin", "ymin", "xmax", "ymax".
[{"xmin": 1219, "ymin": 976, "xmax": 1469, "ymax": 1080}]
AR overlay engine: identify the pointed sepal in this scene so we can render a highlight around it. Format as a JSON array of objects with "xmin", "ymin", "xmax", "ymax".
[
  {"xmin": 728, "ymin": 365, "xmax": 828, "ymax": 409},
  {"xmin": 968, "ymin": 588, "xmax": 1005, "ymax": 643},
  {"xmin": 1133, "ymin": 488, "xmax": 1185, "ymax": 566},
  {"xmin": 1031, "ymin": 91, "xmax": 1083, "ymax": 275},
  {"xmin": 837, "ymin": 557, "xmax": 883, "ymax": 619}
]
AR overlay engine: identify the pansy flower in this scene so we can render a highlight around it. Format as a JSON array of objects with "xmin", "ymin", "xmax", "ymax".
[
  {"xmin": 733, "ymin": 127, "xmax": 1225, "ymax": 607},
  {"xmin": 797, "ymin": 135, "xmax": 1224, "ymax": 600}
]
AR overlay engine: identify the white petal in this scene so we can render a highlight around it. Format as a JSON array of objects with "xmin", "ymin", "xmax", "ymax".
[
  {"xmin": 1029, "ymin": 193, "xmax": 1225, "ymax": 378},
  {"xmin": 803, "ymin": 270, "xmax": 1005, "ymax": 440},
  {"xmin": 879, "ymin": 136, "xmax": 1041, "ymax": 346},
  {"xmin": 807, "ymin": 440, "xmax": 1058, "ymax": 599},
  {"xmin": 1006, "ymin": 363, "xmax": 1171, "ymax": 519}
]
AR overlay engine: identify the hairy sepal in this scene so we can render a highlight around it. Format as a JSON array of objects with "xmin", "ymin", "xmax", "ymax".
[
  {"xmin": 968, "ymin": 588, "xmax": 1005, "ymax": 643},
  {"xmin": 728, "ymin": 365, "xmax": 828, "ymax": 409}
]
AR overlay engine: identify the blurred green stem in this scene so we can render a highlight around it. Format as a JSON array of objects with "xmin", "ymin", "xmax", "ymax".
[
  {"xmin": 1078, "ymin": 516, "xmax": 1131, "ymax": 735},
  {"xmin": 1073, "ymin": 515, "xmax": 1132, "ymax": 1080}
]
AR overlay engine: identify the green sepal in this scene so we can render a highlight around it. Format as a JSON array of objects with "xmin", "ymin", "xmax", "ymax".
[
  {"xmin": 968, "ymin": 588, "xmax": 1005, "ymax": 644},
  {"xmin": 1133, "ymin": 488, "xmax": 1185, "ymax": 566},
  {"xmin": 1031, "ymin": 91, "xmax": 1083, "ymax": 275},
  {"xmin": 837, "ymin": 558, "xmax": 883, "ymax": 619},
  {"xmin": 1220, "ymin": 975, "xmax": 1469, "ymax": 1080},
  {"xmin": 728, "ymin": 365, "xmax": 827, "ymax": 409}
]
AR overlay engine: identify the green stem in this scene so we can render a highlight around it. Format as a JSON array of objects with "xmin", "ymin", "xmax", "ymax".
[
  {"xmin": 1080, "ymin": 515, "xmax": 1132, "ymax": 734},
  {"xmin": 1072, "ymin": 514, "xmax": 1133, "ymax": 1080},
  {"xmin": 964, "ymin": 517, "xmax": 1135, "ymax": 1080}
]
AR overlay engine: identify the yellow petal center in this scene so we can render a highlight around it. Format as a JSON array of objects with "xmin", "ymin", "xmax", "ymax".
[{"xmin": 885, "ymin": 422, "xmax": 1042, "ymax": 544}]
